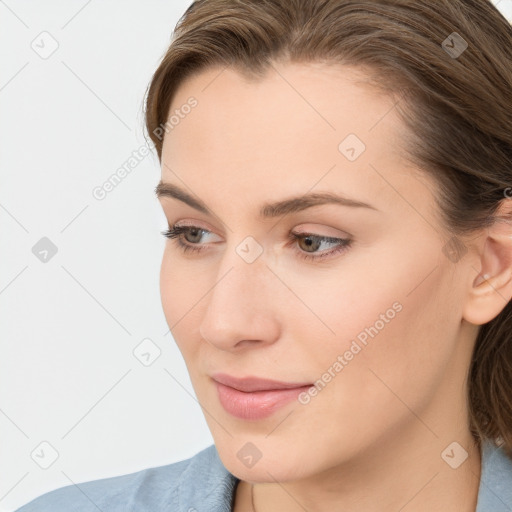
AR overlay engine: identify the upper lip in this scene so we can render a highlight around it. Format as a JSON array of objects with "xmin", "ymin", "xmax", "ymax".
[{"xmin": 211, "ymin": 372, "xmax": 312, "ymax": 392}]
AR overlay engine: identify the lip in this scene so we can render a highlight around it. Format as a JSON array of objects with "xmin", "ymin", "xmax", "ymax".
[
  {"xmin": 211, "ymin": 373, "xmax": 313, "ymax": 420},
  {"xmin": 211, "ymin": 373, "xmax": 312, "ymax": 392}
]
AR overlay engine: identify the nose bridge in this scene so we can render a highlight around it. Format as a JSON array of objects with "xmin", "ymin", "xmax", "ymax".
[
  {"xmin": 199, "ymin": 240, "xmax": 280, "ymax": 348},
  {"xmin": 211, "ymin": 233, "xmax": 272, "ymax": 309}
]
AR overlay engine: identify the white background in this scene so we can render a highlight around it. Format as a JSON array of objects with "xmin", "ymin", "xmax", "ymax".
[{"xmin": 1, "ymin": 0, "xmax": 511, "ymax": 510}]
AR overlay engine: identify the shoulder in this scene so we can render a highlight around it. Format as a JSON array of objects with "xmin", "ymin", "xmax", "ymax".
[
  {"xmin": 476, "ymin": 438, "xmax": 512, "ymax": 512},
  {"xmin": 15, "ymin": 444, "xmax": 239, "ymax": 512}
]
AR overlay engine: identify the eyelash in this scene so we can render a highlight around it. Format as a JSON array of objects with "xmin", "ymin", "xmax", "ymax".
[{"xmin": 160, "ymin": 225, "xmax": 352, "ymax": 262}]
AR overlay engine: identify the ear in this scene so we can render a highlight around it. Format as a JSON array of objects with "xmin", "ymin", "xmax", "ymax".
[{"xmin": 462, "ymin": 200, "xmax": 512, "ymax": 326}]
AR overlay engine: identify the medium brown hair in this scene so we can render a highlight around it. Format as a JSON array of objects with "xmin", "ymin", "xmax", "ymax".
[{"xmin": 145, "ymin": 0, "xmax": 512, "ymax": 456}]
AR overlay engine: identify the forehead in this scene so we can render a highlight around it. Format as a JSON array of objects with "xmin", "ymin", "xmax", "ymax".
[
  {"xmin": 165, "ymin": 62, "xmax": 395, "ymax": 146},
  {"xmin": 160, "ymin": 62, "xmax": 434, "ymax": 221}
]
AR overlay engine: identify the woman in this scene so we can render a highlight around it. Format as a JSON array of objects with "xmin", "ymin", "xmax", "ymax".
[{"xmin": 16, "ymin": 0, "xmax": 512, "ymax": 511}]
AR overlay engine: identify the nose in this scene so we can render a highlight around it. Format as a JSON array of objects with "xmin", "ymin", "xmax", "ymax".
[{"xmin": 198, "ymin": 251, "xmax": 281, "ymax": 351}]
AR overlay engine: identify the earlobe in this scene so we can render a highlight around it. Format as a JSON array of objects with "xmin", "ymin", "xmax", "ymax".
[{"xmin": 462, "ymin": 204, "xmax": 512, "ymax": 326}]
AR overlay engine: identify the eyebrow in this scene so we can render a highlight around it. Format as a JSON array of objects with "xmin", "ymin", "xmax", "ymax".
[{"xmin": 155, "ymin": 181, "xmax": 378, "ymax": 218}]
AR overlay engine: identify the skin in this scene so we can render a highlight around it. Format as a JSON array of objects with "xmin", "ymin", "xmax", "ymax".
[{"xmin": 156, "ymin": 62, "xmax": 512, "ymax": 512}]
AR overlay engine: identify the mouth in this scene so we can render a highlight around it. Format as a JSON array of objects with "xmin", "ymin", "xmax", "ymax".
[
  {"xmin": 211, "ymin": 372, "xmax": 313, "ymax": 392},
  {"xmin": 211, "ymin": 373, "xmax": 314, "ymax": 420}
]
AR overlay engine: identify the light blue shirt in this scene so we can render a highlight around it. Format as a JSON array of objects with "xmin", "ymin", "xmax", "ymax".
[{"xmin": 15, "ymin": 438, "xmax": 512, "ymax": 511}]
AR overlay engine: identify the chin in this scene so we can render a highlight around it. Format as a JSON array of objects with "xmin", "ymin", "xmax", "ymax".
[{"xmin": 214, "ymin": 437, "xmax": 313, "ymax": 483}]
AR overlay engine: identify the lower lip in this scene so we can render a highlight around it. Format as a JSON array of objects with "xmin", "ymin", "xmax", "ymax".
[{"xmin": 214, "ymin": 381, "xmax": 313, "ymax": 420}]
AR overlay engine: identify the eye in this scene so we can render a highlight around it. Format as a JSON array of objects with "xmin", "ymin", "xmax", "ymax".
[
  {"xmin": 286, "ymin": 231, "xmax": 352, "ymax": 261},
  {"xmin": 161, "ymin": 225, "xmax": 218, "ymax": 254},
  {"xmin": 161, "ymin": 224, "xmax": 352, "ymax": 261}
]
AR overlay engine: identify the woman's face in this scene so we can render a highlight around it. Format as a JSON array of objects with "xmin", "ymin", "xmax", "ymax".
[{"xmin": 157, "ymin": 62, "xmax": 478, "ymax": 481}]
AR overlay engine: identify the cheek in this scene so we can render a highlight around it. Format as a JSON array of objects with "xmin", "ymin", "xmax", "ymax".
[
  {"xmin": 159, "ymin": 249, "xmax": 201, "ymax": 352},
  {"xmin": 294, "ymin": 237, "xmax": 457, "ymax": 372},
  {"xmin": 302, "ymin": 258, "xmax": 460, "ymax": 439},
  {"xmin": 160, "ymin": 247, "xmax": 205, "ymax": 316},
  {"xmin": 159, "ymin": 249, "xmax": 178, "ymax": 323}
]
